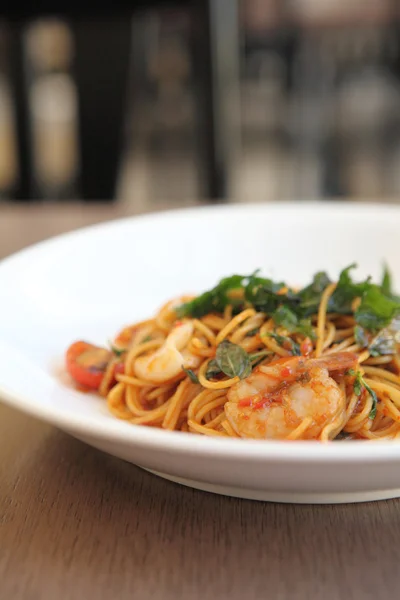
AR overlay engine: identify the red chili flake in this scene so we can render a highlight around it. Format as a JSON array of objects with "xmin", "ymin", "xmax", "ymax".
[
  {"xmin": 252, "ymin": 400, "xmax": 266, "ymax": 410},
  {"xmin": 300, "ymin": 337, "xmax": 313, "ymax": 357},
  {"xmin": 238, "ymin": 397, "xmax": 252, "ymax": 407},
  {"xmin": 280, "ymin": 366, "xmax": 292, "ymax": 378}
]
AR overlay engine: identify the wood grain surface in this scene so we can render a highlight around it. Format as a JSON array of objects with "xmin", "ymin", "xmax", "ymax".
[{"xmin": 1, "ymin": 204, "xmax": 400, "ymax": 600}]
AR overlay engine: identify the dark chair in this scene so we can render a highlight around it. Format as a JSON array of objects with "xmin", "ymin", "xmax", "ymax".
[{"xmin": 4, "ymin": 1, "xmax": 240, "ymax": 201}]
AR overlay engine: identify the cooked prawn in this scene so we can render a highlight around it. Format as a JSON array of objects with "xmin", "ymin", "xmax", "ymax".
[
  {"xmin": 225, "ymin": 352, "xmax": 358, "ymax": 440},
  {"xmin": 135, "ymin": 320, "xmax": 201, "ymax": 383}
]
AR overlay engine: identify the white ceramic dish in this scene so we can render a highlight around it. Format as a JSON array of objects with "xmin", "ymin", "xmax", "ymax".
[{"xmin": 2, "ymin": 202, "xmax": 400, "ymax": 504}]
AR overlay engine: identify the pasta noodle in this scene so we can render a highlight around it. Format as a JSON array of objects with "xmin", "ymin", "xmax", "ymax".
[{"xmin": 65, "ymin": 266, "xmax": 400, "ymax": 441}]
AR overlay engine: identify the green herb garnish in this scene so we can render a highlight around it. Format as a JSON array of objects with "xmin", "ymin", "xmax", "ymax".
[
  {"xmin": 205, "ymin": 359, "xmax": 222, "ymax": 380},
  {"xmin": 267, "ymin": 332, "xmax": 301, "ymax": 356},
  {"xmin": 109, "ymin": 342, "xmax": 127, "ymax": 358},
  {"xmin": 246, "ymin": 328, "xmax": 260, "ymax": 337},
  {"xmin": 215, "ymin": 340, "xmax": 252, "ymax": 379},
  {"xmin": 176, "ymin": 274, "xmax": 245, "ymax": 318},
  {"xmin": 182, "ymin": 367, "xmax": 199, "ymax": 384},
  {"xmin": 355, "ymin": 285, "xmax": 400, "ymax": 332},
  {"xmin": 244, "ymin": 273, "xmax": 286, "ymax": 313},
  {"xmin": 206, "ymin": 345, "xmax": 272, "ymax": 381},
  {"xmin": 272, "ymin": 305, "xmax": 315, "ymax": 339},
  {"xmin": 381, "ymin": 262, "xmax": 392, "ymax": 296},
  {"xmin": 368, "ymin": 315, "xmax": 400, "ymax": 356},
  {"xmin": 347, "ymin": 369, "xmax": 378, "ymax": 420},
  {"xmin": 354, "ymin": 325, "xmax": 369, "ymax": 348},
  {"xmin": 175, "ymin": 264, "xmax": 400, "ymax": 336},
  {"xmin": 328, "ymin": 264, "xmax": 368, "ymax": 315},
  {"xmin": 297, "ymin": 271, "xmax": 331, "ymax": 315}
]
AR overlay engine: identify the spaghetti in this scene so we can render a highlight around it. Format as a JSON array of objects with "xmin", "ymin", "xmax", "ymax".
[{"xmin": 65, "ymin": 265, "xmax": 400, "ymax": 441}]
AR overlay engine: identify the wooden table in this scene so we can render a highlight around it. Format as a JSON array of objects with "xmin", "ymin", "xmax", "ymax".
[{"xmin": 1, "ymin": 203, "xmax": 400, "ymax": 600}]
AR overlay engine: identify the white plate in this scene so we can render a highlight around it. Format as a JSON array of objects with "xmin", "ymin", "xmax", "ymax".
[{"xmin": 2, "ymin": 202, "xmax": 400, "ymax": 504}]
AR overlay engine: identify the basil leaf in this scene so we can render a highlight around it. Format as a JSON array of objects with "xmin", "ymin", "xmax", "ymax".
[
  {"xmin": 355, "ymin": 285, "xmax": 400, "ymax": 332},
  {"xmin": 273, "ymin": 305, "xmax": 297, "ymax": 331},
  {"xmin": 267, "ymin": 332, "xmax": 301, "ymax": 356},
  {"xmin": 369, "ymin": 335, "xmax": 395, "ymax": 357},
  {"xmin": 348, "ymin": 370, "xmax": 377, "ymax": 419},
  {"xmin": 176, "ymin": 274, "xmax": 245, "ymax": 318},
  {"xmin": 182, "ymin": 367, "xmax": 199, "ymax": 384},
  {"xmin": 369, "ymin": 315, "xmax": 400, "ymax": 356},
  {"xmin": 272, "ymin": 305, "xmax": 315, "ymax": 339},
  {"xmin": 175, "ymin": 266, "xmax": 400, "ymax": 338},
  {"xmin": 354, "ymin": 325, "xmax": 369, "ymax": 348},
  {"xmin": 205, "ymin": 359, "xmax": 222, "ymax": 380},
  {"xmin": 207, "ymin": 348, "xmax": 270, "ymax": 380},
  {"xmin": 380, "ymin": 263, "xmax": 400, "ymax": 303},
  {"xmin": 215, "ymin": 340, "xmax": 252, "ymax": 379},
  {"xmin": 328, "ymin": 264, "xmax": 368, "ymax": 314},
  {"xmin": 297, "ymin": 271, "xmax": 331, "ymax": 315},
  {"xmin": 298, "ymin": 319, "xmax": 315, "ymax": 339},
  {"xmin": 244, "ymin": 275, "xmax": 287, "ymax": 313}
]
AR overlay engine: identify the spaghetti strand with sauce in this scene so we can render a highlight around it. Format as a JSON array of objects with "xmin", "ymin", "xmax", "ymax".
[{"xmin": 65, "ymin": 265, "xmax": 400, "ymax": 441}]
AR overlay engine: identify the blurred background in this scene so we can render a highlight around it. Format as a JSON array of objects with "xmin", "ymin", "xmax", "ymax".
[{"xmin": 1, "ymin": 0, "xmax": 400, "ymax": 207}]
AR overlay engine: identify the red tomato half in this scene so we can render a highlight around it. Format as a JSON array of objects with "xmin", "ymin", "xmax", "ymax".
[{"xmin": 66, "ymin": 341, "xmax": 115, "ymax": 390}]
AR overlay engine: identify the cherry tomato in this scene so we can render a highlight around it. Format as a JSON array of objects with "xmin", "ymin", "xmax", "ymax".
[{"xmin": 66, "ymin": 341, "xmax": 115, "ymax": 390}]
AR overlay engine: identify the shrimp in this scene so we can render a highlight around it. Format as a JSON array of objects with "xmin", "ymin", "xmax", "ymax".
[
  {"xmin": 135, "ymin": 320, "xmax": 201, "ymax": 383},
  {"xmin": 224, "ymin": 352, "xmax": 358, "ymax": 440}
]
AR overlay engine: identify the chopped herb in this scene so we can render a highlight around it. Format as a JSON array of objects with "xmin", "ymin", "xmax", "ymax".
[
  {"xmin": 354, "ymin": 325, "xmax": 369, "ymax": 348},
  {"xmin": 246, "ymin": 328, "xmax": 259, "ymax": 337},
  {"xmin": 297, "ymin": 271, "xmax": 331, "ymax": 315},
  {"xmin": 109, "ymin": 342, "xmax": 127, "ymax": 358},
  {"xmin": 142, "ymin": 335, "xmax": 152, "ymax": 343},
  {"xmin": 368, "ymin": 315, "xmax": 400, "ymax": 356},
  {"xmin": 267, "ymin": 332, "xmax": 301, "ymax": 356},
  {"xmin": 353, "ymin": 373, "xmax": 362, "ymax": 397},
  {"xmin": 365, "ymin": 381, "xmax": 378, "ymax": 420},
  {"xmin": 176, "ymin": 264, "xmax": 400, "ymax": 335},
  {"xmin": 244, "ymin": 274, "xmax": 286, "ymax": 313},
  {"xmin": 272, "ymin": 305, "xmax": 315, "ymax": 339},
  {"xmin": 369, "ymin": 335, "xmax": 395, "ymax": 357},
  {"xmin": 182, "ymin": 367, "xmax": 199, "ymax": 384},
  {"xmin": 215, "ymin": 340, "xmax": 252, "ymax": 379},
  {"xmin": 176, "ymin": 274, "xmax": 245, "ymax": 318},
  {"xmin": 381, "ymin": 264, "xmax": 400, "ymax": 302},
  {"xmin": 355, "ymin": 285, "xmax": 400, "ymax": 332},
  {"xmin": 272, "ymin": 305, "xmax": 297, "ymax": 330},
  {"xmin": 328, "ymin": 264, "xmax": 368, "ymax": 315},
  {"xmin": 347, "ymin": 369, "xmax": 378, "ymax": 420}
]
